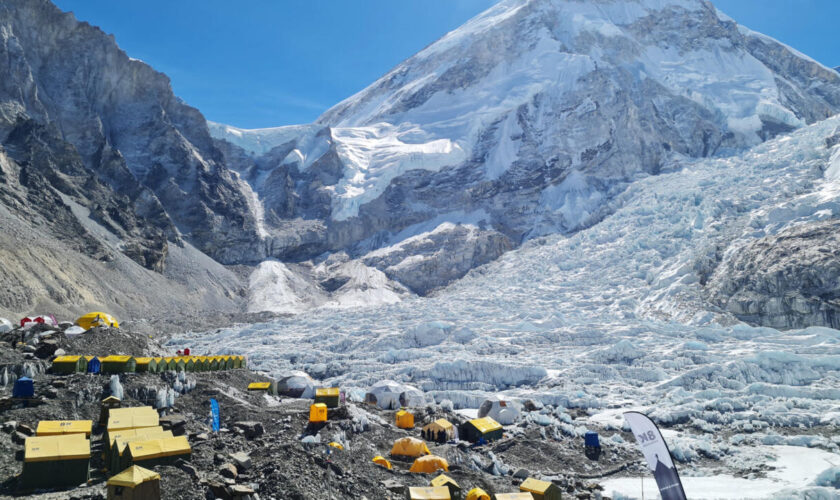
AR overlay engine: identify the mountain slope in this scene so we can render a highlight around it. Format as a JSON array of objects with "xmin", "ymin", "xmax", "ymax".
[
  {"xmin": 212, "ymin": 0, "xmax": 840, "ymax": 304},
  {"xmin": 0, "ymin": 0, "xmax": 264, "ymax": 265}
]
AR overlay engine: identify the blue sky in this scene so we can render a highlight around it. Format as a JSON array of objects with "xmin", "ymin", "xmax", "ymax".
[{"xmin": 54, "ymin": 0, "xmax": 839, "ymax": 129}]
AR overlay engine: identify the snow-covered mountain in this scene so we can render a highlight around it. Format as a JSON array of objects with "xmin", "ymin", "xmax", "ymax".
[
  {"xmin": 3, "ymin": 0, "xmax": 840, "ymax": 324},
  {"xmin": 212, "ymin": 0, "xmax": 840, "ymax": 311}
]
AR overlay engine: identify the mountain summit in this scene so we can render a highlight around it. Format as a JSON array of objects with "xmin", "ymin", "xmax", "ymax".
[
  {"xmin": 2, "ymin": 0, "xmax": 840, "ymax": 318},
  {"xmin": 211, "ymin": 0, "xmax": 840, "ymax": 306}
]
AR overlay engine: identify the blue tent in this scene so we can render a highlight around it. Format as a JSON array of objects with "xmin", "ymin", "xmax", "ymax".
[
  {"xmin": 585, "ymin": 431, "xmax": 600, "ymax": 448},
  {"xmin": 13, "ymin": 377, "xmax": 34, "ymax": 398},
  {"xmin": 87, "ymin": 357, "xmax": 101, "ymax": 374}
]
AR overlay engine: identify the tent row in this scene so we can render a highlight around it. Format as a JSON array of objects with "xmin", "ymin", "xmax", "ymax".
[{"xmin": 52, "ymin": 355, "xmax": 247, "ymax": 374}]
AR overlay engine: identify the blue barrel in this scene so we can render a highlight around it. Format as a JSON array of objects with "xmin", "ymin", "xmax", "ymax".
[
  {"xmin": 13, "ymin": 377, "xmax": 34, "ymax": 398},
  {"xmin": 584, "ymin": 431, "xmax": 600, "ymax": 448}
]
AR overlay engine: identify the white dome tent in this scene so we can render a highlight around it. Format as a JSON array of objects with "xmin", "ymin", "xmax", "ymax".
[
  {"xmin": 478, "ymin": 396, "xmax": 521, "ymax": 425},
  {"xmin": 365, "ymin": 380, "xmax": 403, "ymax": 409}
]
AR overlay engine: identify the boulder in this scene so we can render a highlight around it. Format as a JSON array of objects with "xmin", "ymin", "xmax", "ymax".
[
  {"xmin": 231, "ymin": 421, "xmax": 264, "ymax": 439},
  {"xmin": 230, "ymin": 452, "xmax": 252, "ymax": 472},
  {"xmin": 219, "ymin": 463, "xmax": 238, "ymax": 479}
]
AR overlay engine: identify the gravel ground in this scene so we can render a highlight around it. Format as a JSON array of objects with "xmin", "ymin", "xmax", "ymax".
[{"xmin": 0, "ymin": 326, "xmax": 630, "ymax": 499}]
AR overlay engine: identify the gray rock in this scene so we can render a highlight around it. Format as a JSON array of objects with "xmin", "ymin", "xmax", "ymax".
[
  {"xmin": 52, "ymin": 348, "xmax": 66, "ymax": 357},
  {"xmin": 160, "ymin": 414, "xmax": 187, "ymax": 436},
  {"xmin": 219, "ymin": 463, "xmax": 238, "ymax": 479},
  {"xmin": 11, "ymin": 431, "xmax": 27, "ymax": 445},
  {"xmin": 231, "ymin": 421, "xmax": 264, "ymax": 439},
  {"xmin": 228, "ymin": 484, "xmax": 255, "ymax": 498},
  {"xmin": 2, "ymin": 421, "xmax": 18, "ymax": 433},
  {"xmin": 230, "ymin": 452, "xmax": 251, "ymax": 472},
  {"xmin": 176, "ymin": 458, "xmax": 200, "ymax": 481},
  {"xmin": 513, "ymin": 468, "xmax": 530, "ymax": 479},
  {"xmin": 381, "ymin": 480, "xmax": 404, "ymax": 493},
  {"xmin": 16, "ymin": 423, "xmax": 34, "ymax": 436},
  {"xmin": 705, "ymin": 219, "xmax": 840, "ymax": 329}
]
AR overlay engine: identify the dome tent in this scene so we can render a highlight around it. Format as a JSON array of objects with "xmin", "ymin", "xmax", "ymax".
[
  {"xmin": 410, "ymin": 455, "xmax": 449, "ymax": 474},
  {"xmin": 478, "ymin": 396, "xmax": 521, "ymax": 425},
  {"xmin": 399, "ymin": 385, "xmax": 427, "ymax": 407},
  {"xmin": 366, "ymin": 380, "xmax": 426, "ymax": 410},
  {"xmin": 365, "ymin": 380, "xmax": 403, "ymax": 409},
  {"xmin": 75, "ymin": 312, "xmax": 119, "ymax": 330},
  {"xmin": 277, "ymin": 371, "xmax": 316, "ymax": 398},
  {"xmin": 390, "ymin": 437, "xmax": 430, "ymax": 458}
]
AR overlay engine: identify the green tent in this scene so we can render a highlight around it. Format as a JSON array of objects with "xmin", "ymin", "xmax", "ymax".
[
  {"xmin": 461, "ymin": 417, "xmax": 503, "ymax": 443},
  {"xmin": 52, "ymin": 355, "xmax": 87, "ymax": 374},
  {"xmin": 22, "ymin": 434, "xmax": 90, "ymax": 489},
  {"xmin": 101, "ymin": 356, "xmax": 137, "ymax": 374}
]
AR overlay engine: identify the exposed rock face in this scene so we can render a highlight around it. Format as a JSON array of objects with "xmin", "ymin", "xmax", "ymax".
[
  {"xmin": 705, "ymin": 219, "xmax": 840, "ymax": 329},
  {"xmin": 0, "ymin": 0, "xmax": 262, "ymax": 265},
  {"xmin": 361, "ymin": 224, "xmax": 514, "ymax": 295}
]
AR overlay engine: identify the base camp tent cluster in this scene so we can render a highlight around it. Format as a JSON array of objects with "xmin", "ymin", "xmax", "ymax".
[
  {"xmin": 404, "ymin": 472, "xmax": 554, "ymax": 499},
  {"xmin": 52, "ymin": 355, "xmax": 246, "ymax": 374},
  {"xmin": 105, "ymin": 406, "xmax": 191, "ymax": 474}
]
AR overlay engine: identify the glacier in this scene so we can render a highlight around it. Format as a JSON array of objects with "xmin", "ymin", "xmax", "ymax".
[{"xmin": 182, "ymin": 114, "xmax": 840, "ymax": 497}]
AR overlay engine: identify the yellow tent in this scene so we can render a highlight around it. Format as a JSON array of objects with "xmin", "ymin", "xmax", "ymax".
[
  {"xmin": 100, "ymin": 396, "xmax": 122, "ymax": 425},
  {"xmin": 390, "ymin": 437, "xmax": 430, "ymax": 457},
  {"xmin": 52, "ymin": 355, "xmax": 86, "ymax": 374},
  {"xmin": 520, "ymin": 477, "xmax": 562, "ymax": 500},
  {"xmin": 248, "ymin": 382, "xmax": 271, "ymax": 391},
  {"xmin": 315, "ymin": 387, "xmax": 340, "ymax": 407},
  {"xmin": 410, "ymin": 455, "xmax": 449, "ymax": 474},
  {"xmin": 36, "ymin": 420, "xmax": 93, "ymax": 437},
  {"xmin": 466, "ymin": 488, "xmax": 491, "ymax": 500},
  {"xmin": 75, "ymin": 311, "xmax": 119, "ymax": 330},
  {"xmin": 408, "ymin": 486, "xmax": 451, "ymax": 500},
  {"xmin": 396, "ymin": 410, "xmax": 415, "ymax": 429},
  {"xmin": 125, "ymin": 436, "xmax": 191, "ymax": 468},
  {"xmin": 110, "ymin": 428, "xmax": 173, "ymax": 475},
  {"xmin": 328, "ymin": 442, "xmax": 344, "ymax": 450},
  {"xmin": 107, "ymin": 465, "xmax": 161, "ymax": 500},
  {"xmin": 422, "ymin": 418, "xmax": 455, "ymax": 442},
  {"xmin": 22, "ymin": 434, "xmax": 90, "ymax": 489},
  {"xmin": 431, "ymin": 474, "xmax": 461, "ymax": 499},
  {"xmin": 309, "ymin": 403, "xmax": 328, "ymax": 423},
  {"xmin": 463, "ymin": 416, "xmax": 503, "ymax": 443},
  {"xmin": 372, "ymin": 455, "xmax": 392, "ymax": 470},
  {"xmin": 101, "ymin": 355, "xmax": 137, "ymax": 374},
  {"xmin": 106, "ymin": 407, "xmax": 159, "ymax": 443},
  {"xmin": 134, "ymin": 357, "xmax": 152, "ymax": 373}
]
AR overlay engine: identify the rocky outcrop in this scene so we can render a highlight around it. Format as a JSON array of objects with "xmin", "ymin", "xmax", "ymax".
[
  {"xmin": 361, "ymin": 224, "xmax": 514, "ymax": 295},
  {"xmin": 0, "ymin": 0, "xmax": 261, "ymax": 264},
  {"xmin": 705, "ymin": 219, "xmax": 840, "ymax": 329}
]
